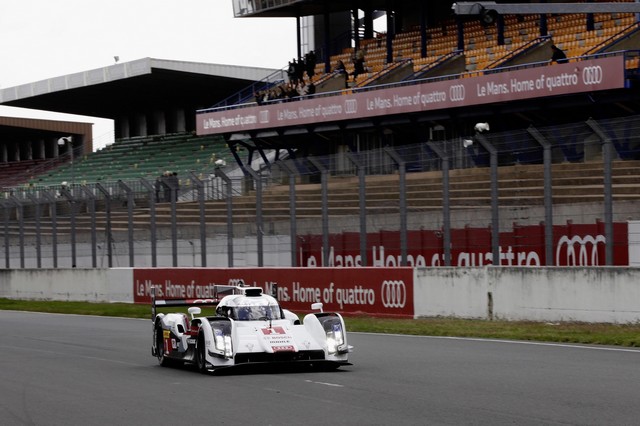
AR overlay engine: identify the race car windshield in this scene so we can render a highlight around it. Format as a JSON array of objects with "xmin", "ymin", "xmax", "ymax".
[{"xmin": 234, "ymin": 305, "xmax": 281, "ymax": 321}]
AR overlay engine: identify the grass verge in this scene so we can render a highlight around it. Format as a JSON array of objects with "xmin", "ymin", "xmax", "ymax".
[{"xmin": 2, "ymin": 298, "xmax": 639, "ymax": 347}]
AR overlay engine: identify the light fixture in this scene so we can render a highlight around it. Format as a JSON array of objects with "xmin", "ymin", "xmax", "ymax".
[
  {"xmin": 57, "ymin": 136, "xmax": 72, "ymax": 145},
  {"xmin": 480, "ymin": 7, "xmax": 498, "ymax": 25}
]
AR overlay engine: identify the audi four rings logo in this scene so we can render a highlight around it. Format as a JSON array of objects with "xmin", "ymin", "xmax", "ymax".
[
  {"xmin": 381, "ymin": 280, "xmax": 407, "ymax": 308},
  {"xmin": 449, "ymin": 84, "xmax": 465, "ymax": 102},
  {"xmin": 582, "ymin": 66, "xmax": 603, "ymax": 85},
  {"xmin": 345, "ymin": 99, "xmax": 358, "ymax": 114}
]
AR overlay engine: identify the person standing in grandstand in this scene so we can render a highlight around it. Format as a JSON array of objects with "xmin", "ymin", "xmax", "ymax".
[
  {"xmin": 304, "ymin": 50, "xmax": 317, "ymax": 80},
  {"xmin": 169, "ymin": 171, "xmax": 179, "ymax": 202},
  {"xmin": 351, "ymin": 50, "xmax": 366, "ymax": 82},
  {"xmin": 154, "ymin": 176, "xmax": 162, "ymax": 202},
  {"xmin": 550, "ymin": 44, "xmax": 568, "ymax": 64},
  {"xmin": 333, "ymin": 59, "xmax": 348, "ymax": 88}
]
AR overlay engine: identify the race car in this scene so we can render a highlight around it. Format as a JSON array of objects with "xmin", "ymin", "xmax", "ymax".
[{"xmin": 151, "ymin": 284, "xmax": 351, "ymax": 373}]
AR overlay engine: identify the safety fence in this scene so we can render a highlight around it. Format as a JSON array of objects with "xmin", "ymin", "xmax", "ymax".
[{"xmin": 1, "ymin": 115, "xmax": 640, "ymax": 269}]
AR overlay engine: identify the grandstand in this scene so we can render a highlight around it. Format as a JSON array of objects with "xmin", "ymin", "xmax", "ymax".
[{"xmin": 1, "ymin": 1, "xmax": 640, "ymax": 269}]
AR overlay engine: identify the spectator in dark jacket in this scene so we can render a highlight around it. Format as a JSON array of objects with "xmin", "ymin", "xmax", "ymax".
[{"xmin": 551, "ymin": 44, "xmax": 568, "ymax": 64}]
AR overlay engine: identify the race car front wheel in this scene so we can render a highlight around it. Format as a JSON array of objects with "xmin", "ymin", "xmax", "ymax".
[
  {"xmin": 196, "ymin": 333, "xmax": 208, "ymax": 373},
  {"xmin": 154, "ymin": 324, "xmax": 171, "ymax": 367}
]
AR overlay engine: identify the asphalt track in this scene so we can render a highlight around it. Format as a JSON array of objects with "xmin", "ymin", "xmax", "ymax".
[{"xmin": 1, "ymin": 311, "xmax": 640, "ymax": 426}]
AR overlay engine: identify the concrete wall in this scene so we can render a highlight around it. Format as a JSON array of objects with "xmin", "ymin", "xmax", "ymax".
[
  {"xmin": 414, "ymin": 267, "xmax": 640, "ymax": 323},
  {"xmin": 0, "ymin": 268, "xmax": 132, "ymax": 303},
  {"xmin": 2, "ymin": 267, "xmax": 640, "ymax": 323}
]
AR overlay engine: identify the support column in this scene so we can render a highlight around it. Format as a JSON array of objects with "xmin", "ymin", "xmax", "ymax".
[
  {"xmin": 173, "ymin": 108, "xmax": 186, "ymax": 133},
  {"xmin": 118, "ymin": 115, "xmax": 130, "ymax": 139},
  {"xmin": 152, "ymin": 110, "xmax": 166, "ymax": 135},
  {"xmin": 37, "ymin": 138, "xmax": 45, "ymax": 160},
  {"xmin": 134, "ymin": 112, "xmax": 147, "ymax": 137}
]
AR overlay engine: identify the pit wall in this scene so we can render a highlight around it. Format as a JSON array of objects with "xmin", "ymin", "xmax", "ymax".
[{"xmin": 1, "ymin": 267, "xmax": 639, "ymax": 324}]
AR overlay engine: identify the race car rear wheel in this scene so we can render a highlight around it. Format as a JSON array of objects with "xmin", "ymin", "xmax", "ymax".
[
  {"xmin": 196, "ymin": 332, "xmax": 208, "ymax": 373},
  {"xmin": 154, "ymin": 323, "xmax": 171, "ymax": 367}
]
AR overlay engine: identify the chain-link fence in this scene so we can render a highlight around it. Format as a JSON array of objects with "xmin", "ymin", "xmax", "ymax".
[{"xmin": 2, "ymin": 115, "xmax": 639, "ymax": 269}]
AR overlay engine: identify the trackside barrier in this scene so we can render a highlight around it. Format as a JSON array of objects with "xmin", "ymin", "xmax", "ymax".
[{"xmin": 1, "ymin": 267, "xmax": 640, "ymax": 323}]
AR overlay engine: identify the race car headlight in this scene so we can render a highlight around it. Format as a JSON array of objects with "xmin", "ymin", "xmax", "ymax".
[
  {"xmin": 213, "ymin": 326, "xmax": 233, "ymax": 358},
  {"xmin": 323, "ymin": 319, "xmax": 345, "ymax": 355}
]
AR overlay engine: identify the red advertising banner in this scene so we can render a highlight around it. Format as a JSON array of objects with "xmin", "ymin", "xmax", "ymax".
[
  {"xmin": 133, "ymin": 267, "xmax": 414, "ymax": 318},
  {"xmin": 197, "ymin": 55, "xmax": 625, "ymax": 135},
  {"xmin": 296, "ymin": 221, "xmax": 629, "ymax": 267}
]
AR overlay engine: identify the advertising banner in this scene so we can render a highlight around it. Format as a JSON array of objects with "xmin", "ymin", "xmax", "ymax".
[
  {"xmin": 296, "ymin": 221, "xmax": 629, "ymax": 267},
  {"xmin": 134, "ymin": 267, "xmax": 414, "ymax": 318},
  {"xmin": 197, "ymin": 55, "xmax": 625, "ymax": 135}
]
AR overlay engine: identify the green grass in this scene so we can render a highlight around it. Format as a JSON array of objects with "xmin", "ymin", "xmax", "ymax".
[{"xmin": 2, "ymin": 298, "xmax": 640, "ymax": 347}]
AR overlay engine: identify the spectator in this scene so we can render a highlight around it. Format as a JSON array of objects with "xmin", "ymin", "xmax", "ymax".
[
  {"xmin": 161, "ymin": 171, "xmax": 171, "ymax": 202},
  {"xmin": 551, "ymin": 44, "xmax": 568, "ymax": 64},
  {"xmin": 351, "ymin": 50, "xmax": 366, "ymax": 81},
  {"xmin": 286, "ymin": 59, "xmax": 296, "ymax": 83},
  {"xmin": 297, "ymin": 80, "xmax": 309, "ymax": 97},
  {"xmin": 154, "ymin": 176, "xmax": 162, "ymax": 202},
  {"xmin": 334, "ymin": 59, "xmax": 348, "ymax": 88},
  {"xmin": 333, "ymin": 59, "xmax": 346, "ymax": 74},
  {"xmin": 304, "ymin": 50, "xmax": 317, "ymax": 80},
  {"xmin": 169, "ymin": 171, "xmax": 179, "ymax": 202}
]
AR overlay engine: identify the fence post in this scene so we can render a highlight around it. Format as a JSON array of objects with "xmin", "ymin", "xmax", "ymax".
[
  {"xmin": 140, "ymin": 178, "xmax": 158, "ymax": 267},
  {"xmin": 26, "ymin": 194, "xmax": 43, "ymax": 269},
  {"xmin": 117, "ymin": 180, "xmax": 135, "ymax": 267},
  {"xmin": 586, "ymin": 118, "xmax": 614, "ymax": 265},
  {"xmin": 1, "ymin": 201, "xmax": 10, "ymax": 268},
  {"xmin": 95, "ymin": 184, "xmax": 113, "ymax": 268},
  {"xmin": 214, "ymin": 168, "xmax": 234, "ymax": 267},
  {"xmin": 59, "ymin": 188, "xmax": 77, "ymax": 267},
  {"xmin": 475, "ymin": 135, "xmax": 500, "ymax": 265},
  {"xmin": 8, "ymin": 196, "xmax": 25, "ymax": 268},
  {"xmin": 426, "ymin": 141, "xmax": 451, "ymax": 266},
  {"xmin": 527, "ymin": 125, "xmax": 554, "ymax": 266},
  {"xmin": 308, "ymin": 158, "xmax": 330, "ymax": 266},
  {"xmin": 276, "ymin": 161, "xmax": 298, "ymax": 267},
  {"xmin": 42, "ymin": 191, "xmax": 59, "ymax": 268},
  {"xmin": 190, "ymin": 172, "xmax": 207, "ymax": 267},
  {"xmin": 79, "ymin": 186, "xmax": 98, "ymax": 268},
  {"xmin": 383, "ymin": 147, "xmax": 408, "ymax": 266},
  {"xmin": 245, "ymin": 168, "xmax": 264, "ymax": 267},
  {"xmin": 347, "ymin": 152, "xmax": 368, "ymax": 266}
]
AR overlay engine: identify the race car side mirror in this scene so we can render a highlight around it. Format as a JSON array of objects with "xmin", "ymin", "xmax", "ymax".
[
  {"xmin": 311, "ymin": 302, "xmax": 323, "ymax": 312},
  {"xmin": 188, "ymin": 307, "xmax": 201, "ymax": 319}
]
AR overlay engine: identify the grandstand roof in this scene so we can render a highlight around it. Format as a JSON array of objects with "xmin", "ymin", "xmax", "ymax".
[
  {"xmin": 0, "ymin": 58, "xmax": 278, "ymax": 121},
  {"xmin": 235, "ymin": 0, "xmax": 421, "ymax": 18}
]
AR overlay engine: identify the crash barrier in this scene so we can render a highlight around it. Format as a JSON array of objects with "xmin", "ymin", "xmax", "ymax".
[{"xmin": 1, "ymin": 266, "xmax": 640, "ymax": 324}]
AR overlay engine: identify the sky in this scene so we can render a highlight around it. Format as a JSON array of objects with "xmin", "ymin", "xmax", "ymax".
[{"xmin": 0, "ymin": 0, "xmax": 298, "ymax": 150}]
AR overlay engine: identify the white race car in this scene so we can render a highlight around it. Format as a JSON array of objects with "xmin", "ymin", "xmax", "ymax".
[{"xmin": 151, "ymin": 284, "xmax": 351, "ymax": 373}]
